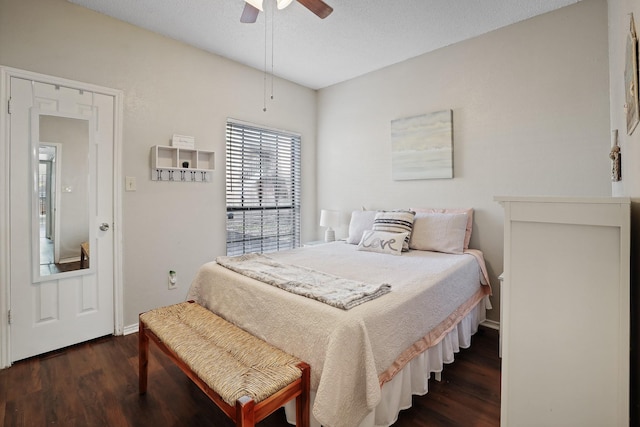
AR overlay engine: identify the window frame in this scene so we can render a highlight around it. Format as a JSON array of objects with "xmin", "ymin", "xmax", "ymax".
[{"xmin": 225, "ymin": 119, "xmax": 301, "ymax": 256}]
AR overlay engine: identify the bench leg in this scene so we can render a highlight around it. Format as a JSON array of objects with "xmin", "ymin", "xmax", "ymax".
[
  {"xmin": 236, "ymin": 396, "xmax": 256, "ymax": 427},
  {"xmin": 296, "ymin": 362, "xmax": 311, "ymax": 427},
  {"xmin": 139, "ymin": 319, "xmax": 149, "ymax": 395}
]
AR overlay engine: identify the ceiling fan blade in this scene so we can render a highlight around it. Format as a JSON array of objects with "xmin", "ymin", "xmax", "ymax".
[
  {"xmin": 296, "ymin": 0, "xmax": 333, "ymax": 19},
  {"xmin": 240, "ymin": 3, "xmax": 260, "ymax": 23}
]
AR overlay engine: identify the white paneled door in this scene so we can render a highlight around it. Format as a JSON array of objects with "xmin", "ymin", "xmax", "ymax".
[{"xmin": 7, "ymin": 73, "xmax": 118, "ymax": 362}]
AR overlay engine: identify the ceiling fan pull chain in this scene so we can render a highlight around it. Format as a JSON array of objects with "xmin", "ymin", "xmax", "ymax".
[
  {"xmin": 271, "ymin": 3, "xmax": 275, "ymax": 101},
  {"xmin": 263, "ymin": 5, "xmax": 268, "ymax": 112}
]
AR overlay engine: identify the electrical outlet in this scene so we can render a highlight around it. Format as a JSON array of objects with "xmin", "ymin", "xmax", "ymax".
[{"xmin": 168, "ymin": 270, "xmax": 177, "ymax": 290}]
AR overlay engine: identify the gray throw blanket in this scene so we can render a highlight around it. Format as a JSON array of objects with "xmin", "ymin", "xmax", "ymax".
[{"xmin": 215, "ymin": 253, "xmax": 391, "ymax": 310}]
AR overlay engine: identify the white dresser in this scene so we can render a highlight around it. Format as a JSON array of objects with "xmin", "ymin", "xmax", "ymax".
[{"xmin": 496, "ymin": 197, "xmax": 630, "ymax": 427}]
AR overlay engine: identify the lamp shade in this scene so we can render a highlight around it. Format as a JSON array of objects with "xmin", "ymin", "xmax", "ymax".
[
  {"xmin": 320, "ymin": 209, "xmax": 341, "ymax": 242},
  {"xmin": 245, "ymin": 0, "xmax": 264, "ymax": 11},
  {"xmin": 276, "ymin": 0, "xmax": 294, "ymax": 9},
  {"xmin": 319, "ymin": 209, "xmax": 341, "ymax": 227}
]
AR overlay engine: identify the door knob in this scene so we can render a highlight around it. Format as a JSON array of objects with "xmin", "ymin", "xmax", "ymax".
[{"xmin": 99, "ymin": 222, "xmax": 110, "ymax": 231}]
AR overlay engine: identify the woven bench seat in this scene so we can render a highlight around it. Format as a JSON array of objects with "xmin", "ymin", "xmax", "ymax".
[{"xmin": 139, "ymin": 301, "xmax": 310, "ymax": 427}]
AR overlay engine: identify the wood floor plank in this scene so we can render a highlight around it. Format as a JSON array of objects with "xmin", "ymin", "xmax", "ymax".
[
  {"xmin": 40, "ymin": 350, "xmax": 86, "ymax": 425},
  {"xmin": 7, "ymin": 389, "xmax": 47, "ymax": 427},
  {"xmin": 3, "ymin": 357, "xmax": 41, "ymax": 401},
  {"xmin": 0, "ymin": 326, "xmax": 500, "ymax": 426}
]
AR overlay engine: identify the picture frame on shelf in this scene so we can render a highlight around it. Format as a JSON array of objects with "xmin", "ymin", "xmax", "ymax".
[{"xmin": 171, "ymin": 134, "xmax": 196, "ymax": 149}]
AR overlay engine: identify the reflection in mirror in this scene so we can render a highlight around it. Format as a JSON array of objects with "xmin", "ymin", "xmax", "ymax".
[{"xmin": 36, "ymin": 114, "xmax": 91, "ymax": 278}]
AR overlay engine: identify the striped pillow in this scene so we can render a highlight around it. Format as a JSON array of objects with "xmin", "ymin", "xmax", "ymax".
[{"xmin": 372, "ymin": 210, "xmax": 416, "ymax": 251}]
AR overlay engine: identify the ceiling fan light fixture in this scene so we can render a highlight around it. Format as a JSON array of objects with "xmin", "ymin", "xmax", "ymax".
[
  {"xmin": 276, "ymin": 0, "xmax": 294, "ymax": 9},
  {"xmin": 245, "ymin": 0, "xmax": 264, "ymax": 11}
]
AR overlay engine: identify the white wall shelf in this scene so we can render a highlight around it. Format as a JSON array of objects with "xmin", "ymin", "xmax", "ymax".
[{"xmin": 150, "ymin": 145, "xmax": 214, "ymax": 182}]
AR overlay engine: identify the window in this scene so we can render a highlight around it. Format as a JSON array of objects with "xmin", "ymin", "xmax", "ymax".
[{"xmin": 225, "ymin": 119, "xmax": 301, "ymax": 256}]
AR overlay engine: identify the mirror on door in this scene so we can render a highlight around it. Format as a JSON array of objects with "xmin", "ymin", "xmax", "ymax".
[{"xmin": 33, "ymin": 113, "xmax": 94, "ymax": 281}]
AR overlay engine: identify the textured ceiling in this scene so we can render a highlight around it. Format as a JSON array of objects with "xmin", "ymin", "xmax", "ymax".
[{"xmin": 68, "ymin": 0, "xmax": 580, "ymax": 89}]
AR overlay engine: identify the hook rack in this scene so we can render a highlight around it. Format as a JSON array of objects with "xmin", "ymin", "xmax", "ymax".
[{"xmin": 150, "ymin": 145, "xmax": 214, "ymax": 182}]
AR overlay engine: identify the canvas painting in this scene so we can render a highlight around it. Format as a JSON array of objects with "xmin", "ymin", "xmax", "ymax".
[
  {"xmin": 625, "ymin": 14, "xmax": 639, "ymax": 135},
  {"xmin": 391, "ymin": 110, "xmax": 453, "ymax": 180}
]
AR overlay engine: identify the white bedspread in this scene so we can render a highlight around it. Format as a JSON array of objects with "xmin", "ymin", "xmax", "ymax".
[{"xmin": 187, "ymin": 242, "xmax": 490, "ymax": 427}]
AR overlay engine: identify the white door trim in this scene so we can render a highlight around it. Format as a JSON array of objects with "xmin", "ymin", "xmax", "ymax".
[{"xmin": 0, "ymin": 66, "xmax": 124, "ymax": 368}]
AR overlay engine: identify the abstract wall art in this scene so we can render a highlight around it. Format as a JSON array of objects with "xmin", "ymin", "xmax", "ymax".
[
  {"xmin": 391, "ymin": 109, "xmax": 453, "ymax": 180},
  {"xmin": 625, "ymin": 14, "xmax": 639, "ymax": 135}
]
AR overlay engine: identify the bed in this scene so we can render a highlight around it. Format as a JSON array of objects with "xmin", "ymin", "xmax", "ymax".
[{"xmin": 187, "ymin": 209, "xmax": 492, "ymax": 427}]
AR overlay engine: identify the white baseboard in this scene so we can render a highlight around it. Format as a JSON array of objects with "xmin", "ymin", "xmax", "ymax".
[
  {"xmin": 123, "ymin": 323, "xmax": 139, "ymax": 335},
  {"xmin": 481, "ymin": 319, "xmax": 500, "ymax": 331}
]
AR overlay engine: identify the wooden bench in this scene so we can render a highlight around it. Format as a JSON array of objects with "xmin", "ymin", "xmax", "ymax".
[{"xmin": 139, "ymin": 301, "xmax": 310, "ymax": 427}]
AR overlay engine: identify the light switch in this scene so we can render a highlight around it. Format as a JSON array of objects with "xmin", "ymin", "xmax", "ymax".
[{"xmin": 125, "ymin": 176, "xmax": 137, "ymax": 192}]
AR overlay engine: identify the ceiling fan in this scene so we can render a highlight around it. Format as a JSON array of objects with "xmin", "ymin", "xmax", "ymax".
[{"xmin": 241, "ymin": 0, "xmax": 333, "ymax": 23}]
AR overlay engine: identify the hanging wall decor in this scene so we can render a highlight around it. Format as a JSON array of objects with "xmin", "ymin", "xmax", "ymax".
[
  {"xmin": 610, "ymin": 129, "xmax": 621, "ymax": 182},
  {"xmin": 391, "ymin": 109, "xmax": 453, "ymax": 180},
  {"xmin": 625, "ymin": 13, "xmax": 639, "ymax": 135}
]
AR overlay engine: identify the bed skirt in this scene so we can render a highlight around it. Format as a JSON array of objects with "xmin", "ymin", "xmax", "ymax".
[{"xmin": 284, "ymin": 296, "xmax": 491, "ymax": 427}]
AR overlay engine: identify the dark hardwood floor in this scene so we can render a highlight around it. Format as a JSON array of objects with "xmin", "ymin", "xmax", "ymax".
[{"xmin": 0, "ymin": 326, "xmax": 500, "ymax": 426}]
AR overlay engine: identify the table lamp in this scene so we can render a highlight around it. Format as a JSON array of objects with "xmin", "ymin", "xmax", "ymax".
[{"xmin": 319, "ymin": 209, "xmax": 340, "ymax": 242}]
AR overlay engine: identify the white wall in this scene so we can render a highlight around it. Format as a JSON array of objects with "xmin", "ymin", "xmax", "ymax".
[
  {"xmin": 0, "ymin": 0, "xmax": 318, "ymax": 326},
  {"xmin": 316, "ymin": 0, "xmax": 611, "ymax": 321}
]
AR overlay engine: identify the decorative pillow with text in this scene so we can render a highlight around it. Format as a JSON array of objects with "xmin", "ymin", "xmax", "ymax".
[{"xmin": 357, "ymin": 230, "xmax": 408, "ymax": 256}]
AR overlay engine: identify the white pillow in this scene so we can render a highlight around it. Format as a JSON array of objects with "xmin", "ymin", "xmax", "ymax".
[
  {"xmin": 411, "ymin": 207, "xmax": 473, "ymax": 249},
  {"xmin": 409, "ymin": 212, "xmax": 468, "ymax": 254},
  {"xmin": 357, "ymin": 230, "xmax": 408, "ymax": 256},
  {"xmin": 346, "ymin": 210, "xmax": 378, "ymax": 244}
]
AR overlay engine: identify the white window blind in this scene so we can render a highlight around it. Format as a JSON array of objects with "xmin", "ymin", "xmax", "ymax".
[{"xmin": 226, "ymin": 120, "xmax": 301, "ymax": 256}]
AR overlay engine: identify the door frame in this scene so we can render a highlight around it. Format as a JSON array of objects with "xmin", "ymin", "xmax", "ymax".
[{"xmin": 0, "ymin": 66, "xmax": 124, "ymax": 368}]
